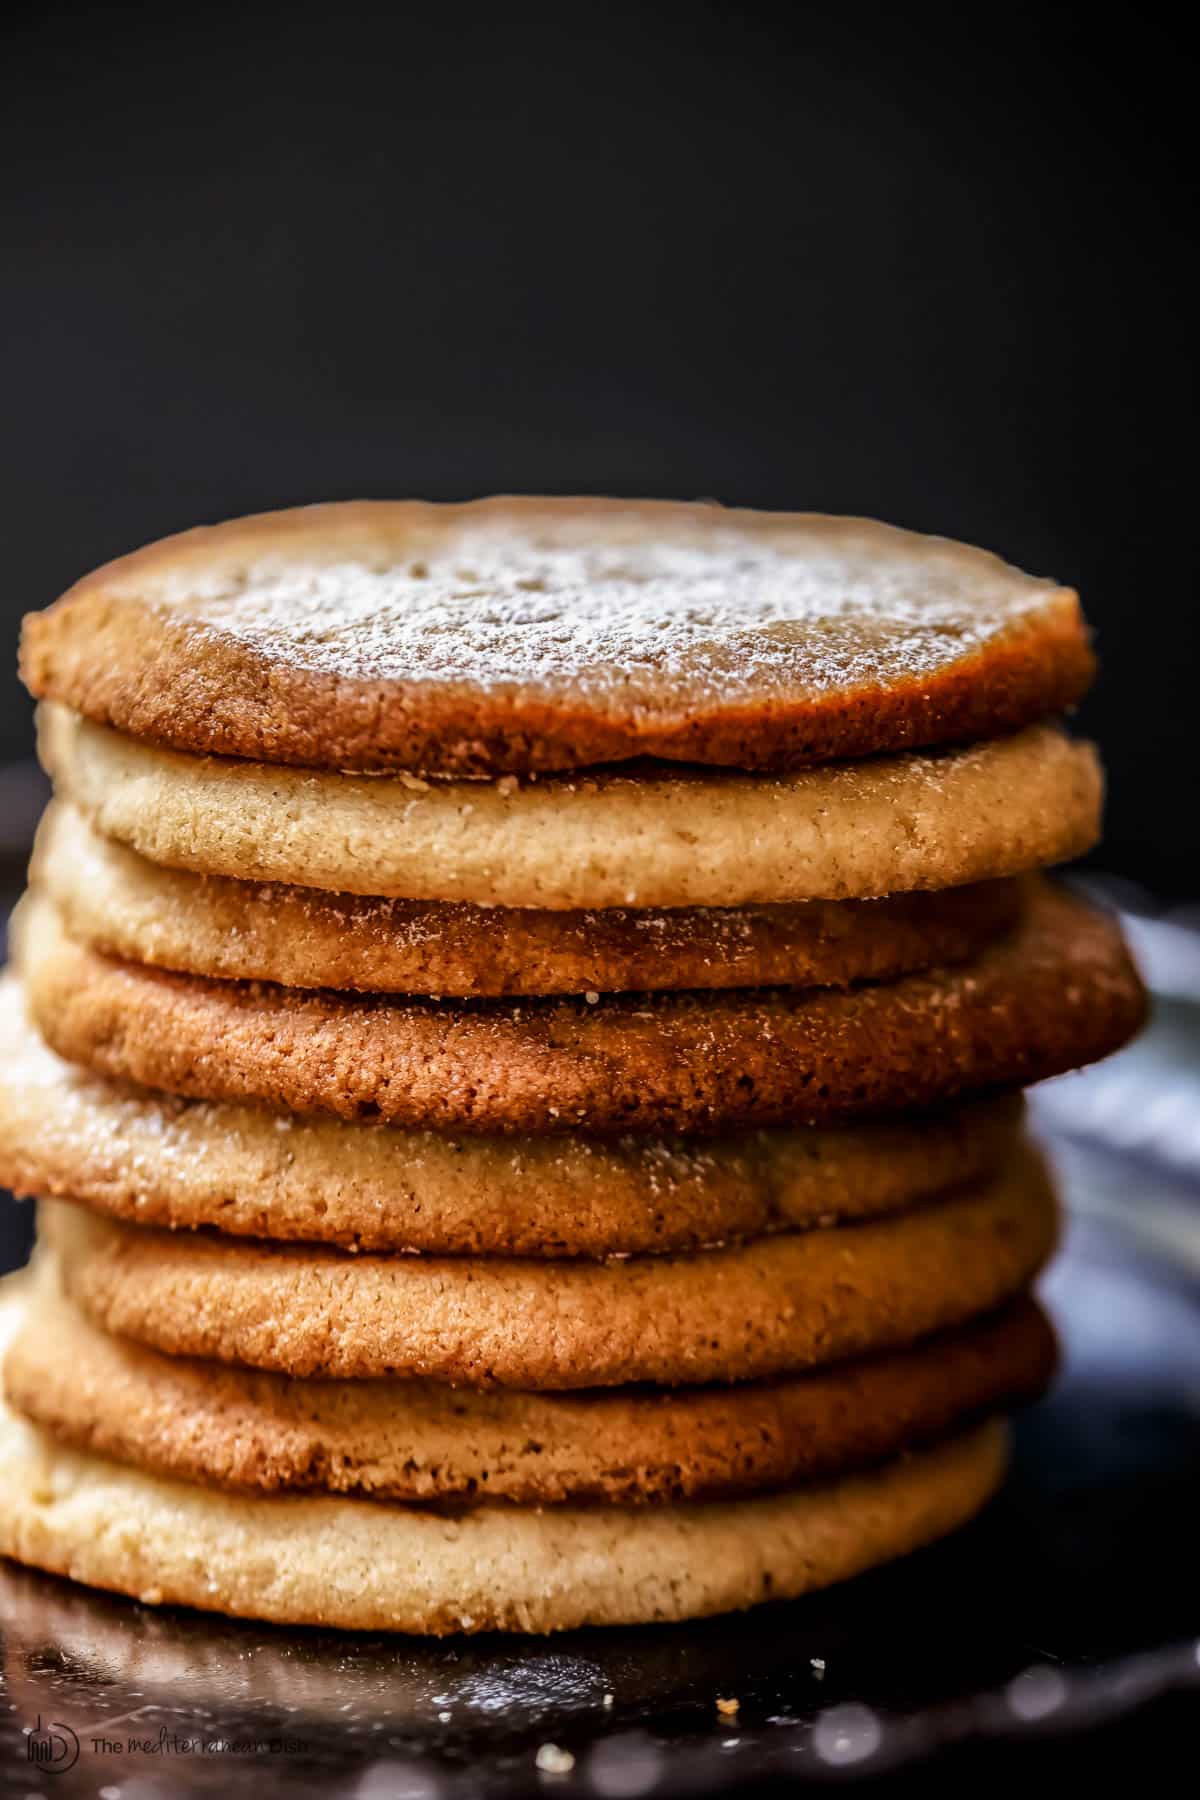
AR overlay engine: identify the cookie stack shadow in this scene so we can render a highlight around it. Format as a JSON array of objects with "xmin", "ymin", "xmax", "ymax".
[{"xmin": 0, "ymin": 500, "xmax": 1145, "ymax": 1633}]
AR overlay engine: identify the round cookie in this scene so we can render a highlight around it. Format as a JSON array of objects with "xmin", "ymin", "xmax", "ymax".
[
  {"xmin": 39, "ymin": 704, "xmax": 1101, "ymax": 908},
  {"xmin": 0, "ymin": 978, "xmax": 1022, "ymax": 1255},
  {"xmin": 33, "ymin": 802, "xmax": 1023, "ymax": 996},
  {"xmin": 16, "ymin": 885, "xmax": 1144, "ymax": 1136},
  {"xmin": 42, "ymin": 1150, "xmax": 1057, "ymax": 1385},
  {"xmin": 5, "ymin": 1271, "xmax": 1055, "ymax": 1504},
  {"xmin": 19, "ymin": 497, "xmax": 1093, "ymax": 776},
  {"xmin": 0, "ymin": 1392, "xmax": 1008, "ymax": 1635}
]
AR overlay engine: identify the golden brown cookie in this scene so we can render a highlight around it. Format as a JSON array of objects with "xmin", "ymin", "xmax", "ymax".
[
  {"xmin": 5, "ymin": 1268, "xmax": 1055, "ymax": 1504},
  {"xmin": 39, "ymin": 703, "xmax": 1102, "ymax": 908},
  {"xmin": 34, "ymin": 802, "xmax": 1022, "ymax": 996},
  {"xmin": 16, "ymin": 884, "xmax": 1144, "ymax": 1135},
  {"xmin": 42, "ymin": 1148, "xmax": 1057, "ymax": 1385},
  {"xmin": 19, "ymin": 497, "xmax": 1093, "ymax": 775},
  {"xmin": 0, "ymin": 978, "xmax": 1022, "ymax": 1254},
  {"xmin": 0, "ymin": 1374, "xmax": 1008, "ymax": 1634}
]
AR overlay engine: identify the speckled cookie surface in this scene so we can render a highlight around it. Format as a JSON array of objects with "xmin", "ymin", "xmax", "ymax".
[
  {"xmin": 16, "ymin": 885, "xmax": 1144, "ymax": 1135},
  {"xmin": 0, "ymin": 1347, "xmax": 1009, "ymax": 1632},
  {"xmin": 19, "ymin": 497, "xmax": 1093, "ymax": 775},
  {"xmin": 42, "ymin": 1150, "xmax": 1057, "ymax": 1385},
  {"xmin": 5, "ymin": 1269, "xmax": 1054, "ymax": 1504},
  {"xmin": 0, "ymin": 979, "xmax": 1022, "ymax": 1255},
  {"xmin": 34, "ymin": 802, "xmax": 1022, "ymax": 996},
  {"xmin": 38, "ymin": 705, "xmax": 1102, "ymax": 909}
]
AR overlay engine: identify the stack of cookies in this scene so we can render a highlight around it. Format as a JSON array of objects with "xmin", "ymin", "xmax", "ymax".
[{"xmin": 0, "ymin": 500, "xmax": 1143, "ymax": 1633}]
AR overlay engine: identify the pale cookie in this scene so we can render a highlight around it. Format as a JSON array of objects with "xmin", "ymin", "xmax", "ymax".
[
  {"xmin": 34, "ymin": 802, "xmax": 1022, "ymax": 996},
  {"xmin": 0, "ymin": 1395, "xmax": 1008, "ymax": 1635},
  {"xmin": 19, "ymin": 496, "xmax": 1093, "ymax": 775},
  {"xmin": 38, "ymin": 704, "xmax": 1101, "ymax": 908},
  {"xmin": 16, "ymin": 885, "xmax": 1144, "ymax": 1135},
  {"xmin": 42, "ymin": 1149, "xmax": 1057, "ymax": 1385},
  {"xmin": 0, "ymin": 977, "xmax": 1022, "ymax": 1255},
  {"xmin": 0, "ymin": 1383, "xmax": 1010, "ymax": 1634},
  {"xmin": 5, "ymin": 1268, "xmax": 1055, "ymax": 1504}
]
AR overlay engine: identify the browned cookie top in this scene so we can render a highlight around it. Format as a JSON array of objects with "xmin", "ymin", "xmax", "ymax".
[{"xmin": 20, "ymin": 498, "xmax": 1093, "ymax": 774}]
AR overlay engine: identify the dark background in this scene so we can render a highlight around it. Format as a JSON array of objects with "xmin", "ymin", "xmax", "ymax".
[{"xmin": 2, "ymin": 2, "xmax": 1196, "ymax": 893}]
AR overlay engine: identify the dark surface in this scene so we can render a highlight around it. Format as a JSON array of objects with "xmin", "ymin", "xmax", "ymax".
[
  {"xmin": 3, "ymin": 3, "xmax": 1198, "ymax": 893},
  {"xmin": 2, "ymin": 1167, "xmax": 1200, "ymax": 1798}
]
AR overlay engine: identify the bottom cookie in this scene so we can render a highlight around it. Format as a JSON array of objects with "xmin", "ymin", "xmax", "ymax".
[{"xmin": 0, "ymin": 1383, "xmax": 1006, "ymax": 1632}]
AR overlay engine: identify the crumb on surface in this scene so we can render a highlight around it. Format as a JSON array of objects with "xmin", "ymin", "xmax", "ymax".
[{"xmin": 535, "ymin": 1743, "xmax": 576, "ymax": 1774}]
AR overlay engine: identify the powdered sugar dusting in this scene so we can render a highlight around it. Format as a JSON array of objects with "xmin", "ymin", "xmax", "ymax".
[{"xmin": 145, "ymin": 512, "xmax": 1060, "ymax": 707}]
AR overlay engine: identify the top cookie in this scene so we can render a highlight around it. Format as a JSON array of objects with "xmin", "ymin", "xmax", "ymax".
[{"xmin": 20, "ymin": 499, "xmax": 1093, "ymax": 775}]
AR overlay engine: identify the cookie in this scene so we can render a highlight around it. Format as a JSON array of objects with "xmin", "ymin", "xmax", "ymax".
[
  {"xmin": 5, "ymin": 1269, "xmax": 1055, "ymax": 1504},
  {"xmin": 42, "ymin": 1149, "xmax": 1057, "ymax": 1384},
  {"xmin": 38, "ymin": 704, "xmax": 1101, "ymax": 908},
  {"xmin": 0, "ymin": 978, "xmax": 1022, "ymax": 1255},
  {"xmin": 16, "ymin": 884, "xmax": 1144, "ymax": 1135},
  {"xmin": 19, "ymin": 497, "xmax": 1093, "ymax": 775},
  {"xmin": 34, "ymin": 802, "xmax": 1022, "ymax": 996},
  {"xmin": 0, "ymin": 1385, "xmax": 1009, "ymax": 1635}
]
